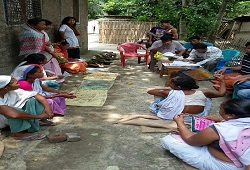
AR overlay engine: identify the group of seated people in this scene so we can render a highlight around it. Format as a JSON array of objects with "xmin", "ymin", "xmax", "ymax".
[
  {"xmin": 1, "ymin": 18, "xmax": 249, "ymax": 168},
  {"xmin": 146, "ymin": 23, "xmax": 250, "ymax": 168},
  {"xmin": 0, "ymin": 17, "xmax": 89, "ymax": 140},
  {"xmin": 147, "ymin": 20, "xmax": 250, "ymax": 100},
  {"xmin": 148, "ymin": 33, "xmax": 222, "ymax": 72},
  {"xmin": 147, "ymin": 71, "xmax": 250, "ymax": 169}
]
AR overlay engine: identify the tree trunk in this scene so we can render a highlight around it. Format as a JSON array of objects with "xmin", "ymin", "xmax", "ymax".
[
  {"xmin": 179, "ymin": 0, "xmax": 188, "ymax": 39},
  {"xmin": 209, "ymin": 0, "xmax": 228, "ymax": 43}
]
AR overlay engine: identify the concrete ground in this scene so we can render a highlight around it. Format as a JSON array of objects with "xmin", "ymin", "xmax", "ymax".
[{"xmin": 0, "ymin": 34, "xmax": 228, "ymax": 170}]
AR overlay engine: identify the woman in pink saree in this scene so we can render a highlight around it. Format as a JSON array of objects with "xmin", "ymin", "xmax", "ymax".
[
  {"xmin": 17, "ymin": 65, "xmax": 76, "ymax": 115},
  {"xmin": 19, "ymin": 18, "xmax": 62, "ymax": 76}
]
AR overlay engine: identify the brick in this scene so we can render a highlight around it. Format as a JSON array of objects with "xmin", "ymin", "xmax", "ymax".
[
  {"xmin": 46, "ymin": 133, "xmax": 67, "ymax": 143},
  {"xmin": 65, "ymin": 133, "xmax": 81, "ymax": 142}
]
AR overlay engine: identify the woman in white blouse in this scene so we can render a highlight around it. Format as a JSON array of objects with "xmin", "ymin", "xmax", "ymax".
[{"xmin": 59, "ymin": 16, "xmax": 80, "ymax": 59}]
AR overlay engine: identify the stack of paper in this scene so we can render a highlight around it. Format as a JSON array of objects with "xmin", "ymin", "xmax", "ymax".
[{"xmin": 163, "ymin": 61, "xmax": 200, "ymax": 67}]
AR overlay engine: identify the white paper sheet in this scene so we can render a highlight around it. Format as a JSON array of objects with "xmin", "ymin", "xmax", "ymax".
[{"xmin": 162, "ymin": 61, "xmax": 200, "ymax": 67}]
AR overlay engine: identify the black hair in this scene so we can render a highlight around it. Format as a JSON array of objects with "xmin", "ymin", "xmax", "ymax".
[
  {"xmin": 160, "ymin": 33, "xmax": 173, "ymax": 42},
  {"xmin": 26, "ymin": 66, "xmax": 41, "ymax": 78},
  {"xmin": 193, "ymin": 43, "xmax": 207, "ymax": 50},
  {"xmin": 171, "ymin": 74, "xmax": 199, "ymax": 90},
  {"xmin": 61, "ymin": 16, "xmax": 76, "ymax": 26},
  {"xmin": 221, "ymin": 99, "xmax": 250, "ymax": 118},
  {"xmin": 27, "ymin": 18, "xmax": 44, "ymax": 26},
  {"xmin": 245, "ymin": 42, "xmax": 250, "ymax": 47},
  {"xmin": 43, "ymin": 19, "xmax": 52, "ymax": 25},
  {"xmin": 161, "ymin": 19, "xmax": 172, "ymax": 24},
  {"xmin": 189, "ymin": 36, "xmax": 201, "ymax": 41},
  {"xmin": 24, "ymin": 53, "xmax": 46, "ymax": 64}
]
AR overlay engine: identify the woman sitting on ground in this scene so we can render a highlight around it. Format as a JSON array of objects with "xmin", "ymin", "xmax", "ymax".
[
  {"xmin": 147, "ymin": 73, "xmax": 226, "ymax": 120},
  {"xmin": 17, "ymin": 65, "xmax": 76, "ymax": 116},
  {"xmin": 161, "ymin": 98, "xmax": 250, "ymax": 170},
  {"xmin": 0, "ymin": 75, "xmax": 53, "ymax": 140},
  {"xmin": 19, "ymin": 18, "xmax": 62, "ymax": 76},
  {"xmin": 53, "ymin": 40, "xmax": 87, "ymax": 74},
  {"xmin": 12, "ymin": 53, "xmax": 64, "ymax": 89}
]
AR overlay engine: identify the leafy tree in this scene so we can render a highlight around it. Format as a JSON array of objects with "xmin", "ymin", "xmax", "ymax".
[
  {"xmin": 89, "ymin": 0, "xmax": 249, "ymax": 39},
  {"xmin": 88, "ymin": 0, "xmax": 105, "ymax": 19}
]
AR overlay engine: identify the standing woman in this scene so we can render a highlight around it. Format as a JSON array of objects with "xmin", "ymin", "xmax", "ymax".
[
  {"xmin": 59, "ymin": 16, "xmax": 81, "ymax": 59},
  {"xmin": 19, "ymin": 18, "xmax": 62, "ymax": 76}
]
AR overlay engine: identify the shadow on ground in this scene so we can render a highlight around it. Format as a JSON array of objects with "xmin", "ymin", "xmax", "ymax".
[{"xmin": 0, "ymin": 49, "xmax": 229, "ymax": 170}]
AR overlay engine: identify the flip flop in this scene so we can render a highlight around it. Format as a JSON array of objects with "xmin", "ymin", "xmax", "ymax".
[
  {"xmin": 39, "ymin": 120, "xmax": 56, "ymax": 126},
  {"xmin": 28, "ymin": 133, "xmax": 46, "ymax": 141},
  {"xmin": 13, "ymin": 133, "xmax": 39, "ymax": 140}
]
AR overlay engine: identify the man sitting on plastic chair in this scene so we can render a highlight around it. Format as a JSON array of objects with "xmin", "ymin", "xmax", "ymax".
[
  {"xmin": 213, "ymin": 48, "xmax": 241, "ymax": 74},
  {"xmin": 212, "ymin": 42, "xmax": 250, "ymax": 90}
]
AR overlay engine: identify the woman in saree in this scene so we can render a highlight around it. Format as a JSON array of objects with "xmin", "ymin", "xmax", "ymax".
[
  {"xmin": 161, "ymin": 99, "xmax": 250, "ymax": 170},
  {"xmin": 17, "ymin": 65, "xmax": 76, "ymax": 116},
  {"xmin": 42, "ymin": 19, "xmax": 87, "ymax": 74},
  {"xmin": 12, "ymin": 53, "xmax": 63, "ymax": 89},
  {"xmin": 54, "ymin": 40, "xmax": 87, "ymax": 74},
  {"xmin": 19, "ymin": 18, "xmax": 62, "ymax": 76},
  {"xmin": 0, "ymin": 75, "xmax": 53, "ymax": 140}
]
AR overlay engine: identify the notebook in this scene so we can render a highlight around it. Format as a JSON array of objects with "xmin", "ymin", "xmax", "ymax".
[{"xmin": 191, "ymin": 116, "xmax": 215, "ymax": 132}]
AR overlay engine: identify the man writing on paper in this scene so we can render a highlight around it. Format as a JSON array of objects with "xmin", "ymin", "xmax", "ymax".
[
  {"xmin": 183, "ymin": 43, "xmax": 223, "ymax": 71},
  {"xmin": 149, "ymin": 34, "xmax": 186, "ymax": 72}
]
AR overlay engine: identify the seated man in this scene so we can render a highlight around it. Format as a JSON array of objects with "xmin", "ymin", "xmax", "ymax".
[
  {"xmin": 183, "ymin": 43, "xmax": 223, "ymax": 71},
  {"xmin": 233, "ymin": 75, "xmax": 250, "ymax": 99},
  {"xmin": 213, "ymin": 42, "xmax": 250, "ymax": 90},
  {"xmin": 149, "ymin": 34, "xmax": 186, "ymax": 72},
  {"xmin": 0, "ymin": 75, "xmax": 53, "ymax": 140},
  {"xmin": 183, "ymin": 36, "xmax": 213, "ymax": 57}
]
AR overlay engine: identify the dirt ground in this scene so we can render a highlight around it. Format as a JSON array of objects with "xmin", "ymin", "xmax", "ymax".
[{"xmin": 0, "ymin": 35, "xmax": 229, "ymax": 170}]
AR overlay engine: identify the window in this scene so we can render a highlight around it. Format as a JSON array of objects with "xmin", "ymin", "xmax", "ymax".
[
  {"xmin": 73, "ymin": 0, "xmax": 80, "ymax": 23},
  {"xmin": 3, "ymin": 0, "xmax": 42, "ymax": 25}
]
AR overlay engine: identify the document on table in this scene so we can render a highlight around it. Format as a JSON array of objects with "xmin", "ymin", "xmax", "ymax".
[{"xmin": 162, "ymin": 61, "xmax": 200, "ymax": 67}]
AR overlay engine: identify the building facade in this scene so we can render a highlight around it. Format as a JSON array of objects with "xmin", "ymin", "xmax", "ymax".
[{"xmin": 0, "ymin": 0, "xmax": 88, "ymax": 74}]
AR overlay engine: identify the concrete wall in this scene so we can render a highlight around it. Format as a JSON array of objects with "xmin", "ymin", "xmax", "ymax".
[
  {"xmin": 0, "ymin": 1, "xmax": 23, "ymax": 74},
  {"xmin": 0, "ymin": 0, "xmax": 88, "ymax": 74}
]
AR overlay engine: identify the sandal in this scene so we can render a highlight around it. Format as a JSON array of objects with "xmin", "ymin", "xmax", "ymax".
[
  {"xmin": 11, "ymin": 133, "xmax": 46, "ymax": 141},
  {"xmin": 39, "ymin": 119, "xmax": 56, "ymax": 126}
]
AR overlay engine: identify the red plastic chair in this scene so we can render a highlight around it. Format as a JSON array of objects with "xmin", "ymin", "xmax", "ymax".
[{"xmin": 117, "ymin": 43, "xmax": 149, "ymax": 67}]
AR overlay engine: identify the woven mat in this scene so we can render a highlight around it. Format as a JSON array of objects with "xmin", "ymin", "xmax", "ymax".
[
  {"xmin": 79, "ymin": 79, "xmax": 115, "ymax": 90},
  {"xmin": 66, "ymin": 72, "xmax": 118, "ymax": 107},
  {"xmin": 66, "ymin": 89, "xmax": 108, "ymax": 106},
  {"xmin": 84, "ymin": 72, "xmax": 118, "ymax": 81}
]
